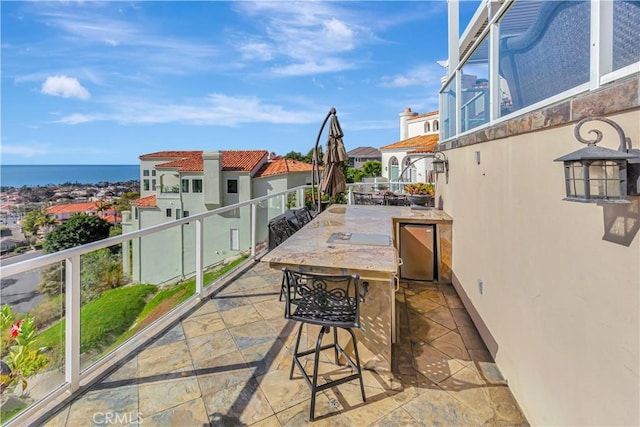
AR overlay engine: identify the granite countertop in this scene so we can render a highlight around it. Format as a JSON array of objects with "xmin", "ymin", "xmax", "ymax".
[{"xmin": 260, "ymin": 204, "xmax": 452, "ymax": 279}]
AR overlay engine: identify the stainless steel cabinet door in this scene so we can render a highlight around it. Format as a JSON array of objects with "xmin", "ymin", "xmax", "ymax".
[{"xmin": 399, "ymin": 224, "xmax": 434, "ymax": 281}]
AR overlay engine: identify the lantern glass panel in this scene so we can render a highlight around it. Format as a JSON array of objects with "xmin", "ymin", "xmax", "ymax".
[
  {"xmin": 433, "ymin": 159, "xmax": 446, "ymax": 174},
  {"xmin": 588, "ymin": 160, "xmax": 622, "ymax": 199},
  {"xmin": 566, "ymin": 161, "xmax": 585, "ymax": 198}
]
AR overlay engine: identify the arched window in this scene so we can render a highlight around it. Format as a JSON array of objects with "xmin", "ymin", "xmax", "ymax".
[
  {"xmin": 424, "ymin": 122, "xmax": 431, "ymax": 132},
  {"xmin": 389, "ymin": 157, "xmax": 399, "ymax": 182},
  {"xmin": 433, "ymin": 120, "xmax": 439, "ymax": 131}
]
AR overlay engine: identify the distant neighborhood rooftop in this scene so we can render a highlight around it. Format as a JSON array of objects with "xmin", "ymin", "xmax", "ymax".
[
  {"xmin": 346, "ymin": 146, "xmax": 382, "ymax": 158},
  {"xmin": 407, "ymin": 110, "xmax": 439, "ymax": 120}
]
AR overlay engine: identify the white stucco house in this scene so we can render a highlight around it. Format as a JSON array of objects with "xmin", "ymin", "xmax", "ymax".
[
  {"xmin": 122, "ymin": 150, "xmax": 313, "ymax": 284},
  {"xmin": 380, "ymin": 108, "xmax": 440, "ymax": 184}
]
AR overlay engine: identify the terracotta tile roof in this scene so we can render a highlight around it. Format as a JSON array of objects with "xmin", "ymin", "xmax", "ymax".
[
  {"xmin": 380, "ymin": 134, "xmax": 439, "ymax": 151},
  {"xmin": 222, "ymin": 150, "xmax": 268, "ymax": 172},
  {"xmin": 131, "ymin": 195, "xmax": 157, "ymax": 208},
  {"xmin": 47, "ymin": 202, "xmax": 98, "ymax": 214},
  {"xmin": 407, "ymin": 110, "xmax": 439, "ymax": 120},
  {"xmin": 103, "ymin": 214, "xmax": 120, "ymax": 224},
  {"xmin": 140, "ymin": 150, "xmax": 268, "ymax": 173},
  {"xmin": 156, "ymin": 156, "xmax": 203, "ymax": 171},
  {"xmin": 407, "ymin": 148, "xmax": 437, "ymax": 154},
  {"xmin": 254, "ymin": 158, "xmax": 314, "ymax": 178}
]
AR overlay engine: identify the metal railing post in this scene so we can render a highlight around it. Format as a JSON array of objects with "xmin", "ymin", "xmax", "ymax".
[
  {"xmin": 65, "ymin": 255, "xmax": 81, "ymax": 392},
  {"xmin": 195, "ymin": 218, "xmax": 203, "ymax": 295},
  {"xmin": 281, "ymin": 193, "xmax": 286, "ymax": 213}
]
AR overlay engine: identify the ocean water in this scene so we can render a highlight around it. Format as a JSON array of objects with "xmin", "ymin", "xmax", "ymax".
[{"xmin": 0, "ymin": 164, "xmax": 139, "ymax": 188}]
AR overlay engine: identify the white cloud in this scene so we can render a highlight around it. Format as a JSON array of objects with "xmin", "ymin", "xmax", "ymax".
[
  {"xmin": 54, "ymin": 93, "xmax": 322, "ymax": 126},
  {"xmin": 379, "ymin": 64, "xmax": 445, "ymax": 88},
  {"xmin": 232, "ymin": 2, "xmax": 369, "ymax": 75},
  {"xmin": 238, "ymin": 41, "xmax": 274, "ymax": 61},
  {"xmin": 35, "ymin": 7, "xmax": 218, "ymax": 76},
  {"xmin": 56, "ymin": 113, "xmax": 92, "ymax": 124},
  {"xmin": 271, "ymin": 59, "xmax": 356, "ymax": 77},
  {"xmin": 323, "ymin": 18, "xmax": 353, "ymax": 44},
  {"xmin": 41, "ymin": 75, "xmax": 91, "ymax": 99},
  {"xmin": 0, "ymin": 144, "xmax": 49, "ymax": 157}
]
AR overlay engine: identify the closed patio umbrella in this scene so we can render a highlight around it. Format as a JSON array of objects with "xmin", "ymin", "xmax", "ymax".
[{"xmin": 319, "ymin": 112, "xmax": 347, "ymax": 199}]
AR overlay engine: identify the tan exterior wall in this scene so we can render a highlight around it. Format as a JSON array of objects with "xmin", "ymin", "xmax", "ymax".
[{"xmin": 438, "ymin": 110, "xmax": 640, "ymax": 426}]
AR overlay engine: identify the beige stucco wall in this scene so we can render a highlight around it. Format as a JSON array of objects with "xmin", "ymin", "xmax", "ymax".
[{"xmin": 438, "ymin": 110, "xmax": 640, "ymax": 426}]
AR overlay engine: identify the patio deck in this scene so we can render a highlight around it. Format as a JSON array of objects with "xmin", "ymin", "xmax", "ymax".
[{"xmin": 40, "ymin": 260, "xmax": 528, "ymax": 426}]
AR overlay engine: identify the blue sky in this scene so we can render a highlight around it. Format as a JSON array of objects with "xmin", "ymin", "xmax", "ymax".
[{"xmin": 1, "ymin": 1, "xmax": 479, "ymax": 165}]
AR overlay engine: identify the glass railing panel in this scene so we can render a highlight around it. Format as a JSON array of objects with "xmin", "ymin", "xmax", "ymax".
[
  {"xmin": 461, "ymin": 37, "xmax": 490, "ymax": 132},
  {"xmin": 79, "ymin": 241, "xmax": 159, "ymax": 370},
  {"xmin": 612, "ymin": 0, "xmax": 640, "ymax": 72},
  {"xmin": 255, "ymin": 194, "xmax": 286, "ymax": 252},
  {"xmin": 441, "ymin": 76, "xmax": 457, "ymax": 140},
  {"xmin": 498, "ymin": 0, "xmax": 590, "ymax": 116},
  {"xmin": 1, "ymin": 259, "xmax": 66, "ymax": 424},
  {"xmin": 130, "ymin": 222, "xmax": 185, "ymax": 287},
  {"xmin": 201, "ymin": 206, "xmax": 252, "ymax": 289}
]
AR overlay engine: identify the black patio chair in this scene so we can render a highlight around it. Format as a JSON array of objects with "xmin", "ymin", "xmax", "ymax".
[
  {"xmin": 353, "ymin": 192, "xmax": 373, "ymax": 205},
  {"xmin": 282, "ymin": 268, "xmax": 368, "ymax": 421},
  {"xmin": 293, "ymin": 207, "xmax": 314, "ymax": 228},
  {"xmin": 268, "ymin": 214, "xmax": 296, "ymax": 250}
]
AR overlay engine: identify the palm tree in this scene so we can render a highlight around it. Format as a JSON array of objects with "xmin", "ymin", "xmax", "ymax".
[
  {"xmin": 37, "ymin": 212, "xmax": 57, "ymax": 234},
  {"xmin": 95, "ymin": 200, "xmax": 112, "ymax": 220}
]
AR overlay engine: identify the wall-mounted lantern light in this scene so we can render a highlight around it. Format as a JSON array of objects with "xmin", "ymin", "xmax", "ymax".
[
  {"xmin": 554, "ymin": 117, "xmax": 640, "ymax": 204},
  {"xmin": 432, "ymin": 151, "xmax": 449, "ymax": 174}
]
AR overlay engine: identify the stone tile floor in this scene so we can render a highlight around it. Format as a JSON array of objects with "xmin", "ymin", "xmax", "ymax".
[{"xmin": 41, "ymin": 261, "xmax": 528, "ymax": 426}]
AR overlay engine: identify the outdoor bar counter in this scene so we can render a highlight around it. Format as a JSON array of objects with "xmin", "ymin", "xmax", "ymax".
[{"xmin": 261, "ymin": 204, "xmax": 453, "ymax": 372}]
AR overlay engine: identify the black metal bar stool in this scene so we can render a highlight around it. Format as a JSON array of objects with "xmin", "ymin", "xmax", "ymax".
[{"xmin": 282, "ymin": 268, "xmax": 367, "ymax": 421}]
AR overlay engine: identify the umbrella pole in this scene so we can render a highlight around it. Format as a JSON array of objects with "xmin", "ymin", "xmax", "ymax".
[{"xmin": 312, "ymin": 107, "xmax": 336, "ymax": 212}]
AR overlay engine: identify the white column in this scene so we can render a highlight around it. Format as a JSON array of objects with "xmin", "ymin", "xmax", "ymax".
[{"xmin": 448, "ymin": 0, "xmax": 460, "ymax": 77}]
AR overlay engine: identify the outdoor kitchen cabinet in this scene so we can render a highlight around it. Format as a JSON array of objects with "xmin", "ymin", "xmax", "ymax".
[{"xmin": 399, "ymin": 223, "xmax": 436, "ymax": 281}]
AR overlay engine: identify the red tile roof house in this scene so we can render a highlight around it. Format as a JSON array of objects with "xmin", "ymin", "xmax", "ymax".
[
  {"xmin": 380, "ymin": 108, "xmax": 440, "ymax": 185},
  {"xmin": 46, "ymin": 202, "xmax": 120, "ymax": 224},
  {"xmin": 122, "ymin": 150, "xmax": 313, "ymax": 285}
]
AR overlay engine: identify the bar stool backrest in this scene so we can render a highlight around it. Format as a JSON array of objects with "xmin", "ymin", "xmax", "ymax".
[{"xmin": 283, "ymin": 269, "xmax": 361, "ymax": 329}]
